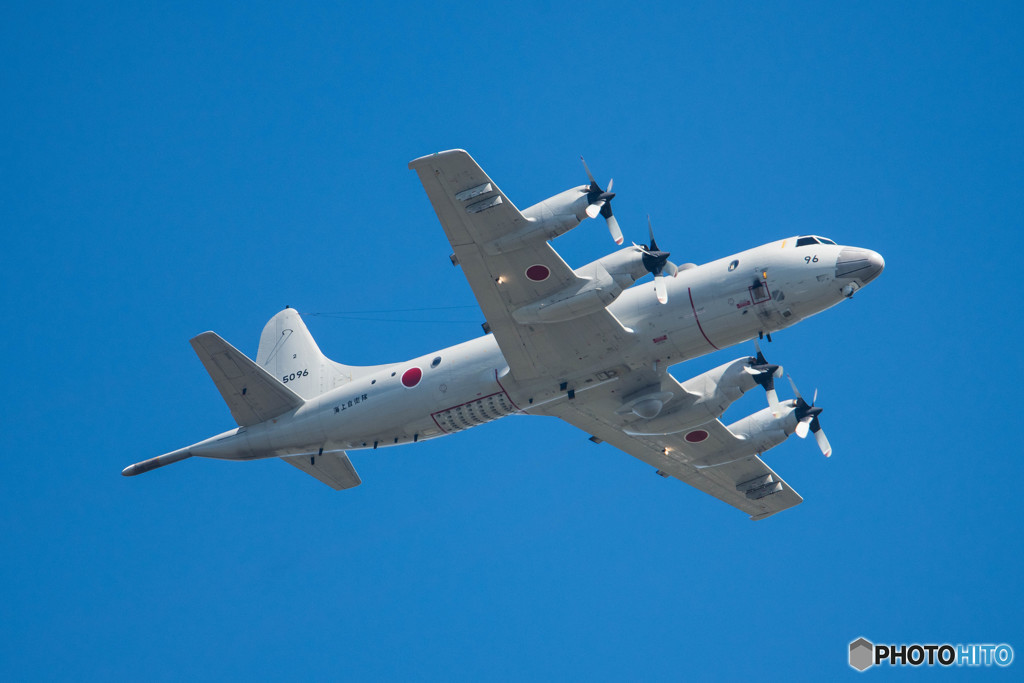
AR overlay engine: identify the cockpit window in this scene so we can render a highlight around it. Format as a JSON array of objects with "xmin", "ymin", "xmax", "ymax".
[{"xmin": 796, "ymin": 235, "xmax": 837, "ymax": 247}]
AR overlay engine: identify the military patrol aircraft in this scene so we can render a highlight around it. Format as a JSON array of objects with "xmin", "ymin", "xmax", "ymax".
[{"xmin": 123, "ymin": 150, "xmax": 884, "ymax": 519}]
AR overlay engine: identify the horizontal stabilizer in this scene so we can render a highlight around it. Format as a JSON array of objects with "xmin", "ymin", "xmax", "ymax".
[
  {"xmin": 282, "ymin": 452, "xmax": 362, "ymax": 490},
  {"xmin": 191, "ymin": 332, "xmax": 305, "ymax": 427}
]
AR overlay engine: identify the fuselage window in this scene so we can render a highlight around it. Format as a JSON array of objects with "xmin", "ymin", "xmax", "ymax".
[
  {"xmin": 431, "ymin": 356, "xmax": 442, "ymax": 368},
  {"xmin": 728, "ymin": 259, "xmax": 739, "ymax": 271}
]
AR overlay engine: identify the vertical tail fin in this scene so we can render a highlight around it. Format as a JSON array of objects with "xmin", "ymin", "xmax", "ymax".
[{"xmin": 256, "ymin": 308, "xmax": 374, "ymax": 399}]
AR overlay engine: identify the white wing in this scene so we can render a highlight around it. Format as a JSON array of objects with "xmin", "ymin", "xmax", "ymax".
[
  {"xmin": 537, "ymin": 384, "xmax": 803, "ymax": 520},
  {"xmin": 409, "ymin": 149, "xmax": 635, "ymax": 382}
]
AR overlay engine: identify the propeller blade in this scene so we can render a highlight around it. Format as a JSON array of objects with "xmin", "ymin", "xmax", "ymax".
[
  {"xmin": 812, "ymin": 388, "xmax": 818, "ymax": 406},
  {"xmin": 748, "ymin": 340, "xmax": 782, "ymax": 415},
  {"xmin": 788, "ymin": 375, "xmax": 804, "ymax": 402},
  {"xmin": 654, "ymin": 274, "xmax": 668, "ymax": 304},
  {"xmin": 581, "ymin": 156, "xmax": 597, "ymax": 187},
  {"xmin": 755, "ymin": 338, "xmax": 767, "ymax": 364},
  {"xmin": 647, "ymin": 217, "xmax": 659, "ymax": 252},
  {"xmin": 795, "ymin": 416, "xmax": 812, "ymax": 438},
  {"xmin": 813, "ymin": 425, "xmax": 832, "ymax": 457},
  {"xmin": 606, "ymin": 214, "xmax": 623, "ymax": 245},
  {"xmin": 640, "ymin": 216, "xmax": 674, "ymax": 303},
  {"xmin": 581, "ymin": 158, "xmax": 621, "ymax": 245},
  {"xmin": 664, "ymin": 261, "xmax": 679, "ymax": 277},
  {"xmin": 766, "ymin": 388, "xmax": 781, "ymax": 417}
]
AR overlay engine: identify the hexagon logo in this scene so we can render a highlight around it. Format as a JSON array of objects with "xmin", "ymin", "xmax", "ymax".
[{"xmin": 849, "ymin": 637, "xmax": 874, "ymax": 672}]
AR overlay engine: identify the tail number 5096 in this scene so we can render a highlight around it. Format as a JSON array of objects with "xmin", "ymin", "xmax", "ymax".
[{"xmin": 282, "ymin": 369, "xmax": 309, "ymax": 383}]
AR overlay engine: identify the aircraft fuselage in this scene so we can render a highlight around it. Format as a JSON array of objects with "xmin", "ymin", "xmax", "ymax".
[{"xmin": 184, "ymin": 237, "xmax": 882, "ymax": 463}]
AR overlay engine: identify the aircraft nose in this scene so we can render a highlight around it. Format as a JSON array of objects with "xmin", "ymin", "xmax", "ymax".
[{"xmin": 835, "ymin": 247, "xmax": 885, "ymax": 286}]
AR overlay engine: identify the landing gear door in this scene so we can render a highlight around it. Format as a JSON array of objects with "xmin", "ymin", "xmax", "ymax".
[
  {"xmin": 749, "ymin": 278, "xmax": 771, "ymax": 305},
  {"xmin": 750, "ymin": 270, "xmax": 790, "ymax": 329}
]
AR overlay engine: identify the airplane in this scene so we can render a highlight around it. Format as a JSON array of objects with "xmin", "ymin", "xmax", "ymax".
[{"xmin": 123, "ymin": 150, "xmax": 884, "ymax": 520}]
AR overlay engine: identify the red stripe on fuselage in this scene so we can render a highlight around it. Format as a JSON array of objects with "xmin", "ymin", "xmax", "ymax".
[{"xmin": 688, "ymin": 287, "xmax": 719, "ymax": 351}]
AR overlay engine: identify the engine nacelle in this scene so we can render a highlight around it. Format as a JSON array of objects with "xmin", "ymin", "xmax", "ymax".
[
  {"xmin": 574, "ymin": 247, "xmax": 649, "ymax": 291},
  {"xmin": 521, "ymin": 187, "xmax": 592, "ymax": 236},
  {"xmin": 484, "ymin": 187, "xmax": 590, "ymax": 254},
  {"xmin": 512, "ymin": 247, "xmax": 648, "ymax": 324},
  {"xmin": 726, "ymin": 403, "xmax": 801, "ymax": 454},
  {"xmin": 623, "ymin": 357, "xmax": 764, "ymax": 434}
]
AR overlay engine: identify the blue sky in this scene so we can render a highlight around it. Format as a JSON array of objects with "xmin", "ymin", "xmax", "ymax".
[{"xmin": 2, "ymin": 1, "xmax": 1022, "ymax": 680}]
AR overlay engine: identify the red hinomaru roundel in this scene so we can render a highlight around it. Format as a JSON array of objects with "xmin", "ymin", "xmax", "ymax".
[
  {"xmin": 684, "ymin": 429, "xmax": 709, "ymax": 443},
  {"xmin": 525, "ymin": 264, "xmax": 550, "ymax": 282},
  {"xmin": 401, "ymin": 367, "xmax": 422, "ymax": 388}
]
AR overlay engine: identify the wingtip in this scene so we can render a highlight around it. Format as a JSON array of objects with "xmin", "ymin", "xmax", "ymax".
[{"xmin": 408, "ymin": 149, "xmax": 470, "ymax": 169}]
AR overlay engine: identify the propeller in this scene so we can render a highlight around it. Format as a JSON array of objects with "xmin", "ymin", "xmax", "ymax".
[
  {"xmin": 788, "ymin": 376, "xmax": 832, "ymax": 457},
  {"xmin": 580, "ymin": 157, "xmax": 623, "ymax": 244},
  {"xmin": 742, "ymin": 339, "xmax": 784, "ymax": 415},
  {"xmin": 637, "ymin": 217, "xmax": 679, "ymax": 304}
]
